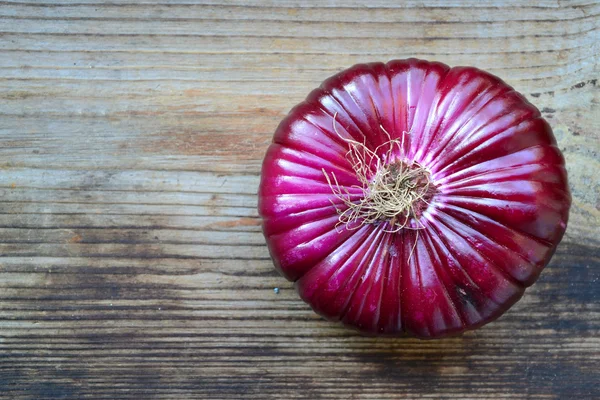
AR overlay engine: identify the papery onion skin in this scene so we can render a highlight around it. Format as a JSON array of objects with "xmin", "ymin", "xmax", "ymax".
[{"xmin": 258, "ymin": 58, "xmax": 570, "ymax": 338}]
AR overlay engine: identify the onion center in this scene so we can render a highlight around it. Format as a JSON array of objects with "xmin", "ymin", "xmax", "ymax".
[
  {"xmin": 363, "ymin": 160, "xmax": 434, "ymax": 231},
  {"xmin": 323, "ymin": 129, "xmax": 437, "ymax": 233}
]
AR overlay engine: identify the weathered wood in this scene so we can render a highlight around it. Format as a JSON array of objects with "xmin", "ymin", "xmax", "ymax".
[{"xmin": 0, "ymin": 1, "xmax": 599, "ymax": 399}]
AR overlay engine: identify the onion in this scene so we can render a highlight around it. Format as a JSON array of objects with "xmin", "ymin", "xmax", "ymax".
[{"xmin": 258, "ymin": 59, "xmax": 570, "ymax": 338}]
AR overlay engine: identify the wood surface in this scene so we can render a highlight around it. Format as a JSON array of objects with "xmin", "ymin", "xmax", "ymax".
[{"xmin": 0, "ymin": 1, "xmax": 599, "ymax": 399}]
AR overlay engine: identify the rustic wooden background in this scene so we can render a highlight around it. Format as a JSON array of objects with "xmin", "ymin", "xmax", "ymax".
[{"xmin": 0, "ymin": 1, "xmax": 598, "ymax": 399}]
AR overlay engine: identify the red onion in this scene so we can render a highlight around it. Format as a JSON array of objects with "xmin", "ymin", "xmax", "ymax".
[{"xmin": 258, "ymin": 59, "xmax": 570, "ymax": 338}]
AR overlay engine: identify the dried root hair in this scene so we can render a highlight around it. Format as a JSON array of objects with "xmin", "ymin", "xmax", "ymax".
[{"xmin": 323, "ymin": 113, "xmax": 432, "ymax": 235}]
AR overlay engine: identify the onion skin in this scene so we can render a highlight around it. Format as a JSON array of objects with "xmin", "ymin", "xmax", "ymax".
[{"xmin": 258, "ymin": 59, "xmax": 570, "ymax": 338}]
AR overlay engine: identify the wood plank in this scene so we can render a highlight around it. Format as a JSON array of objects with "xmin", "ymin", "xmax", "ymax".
[{"xmin": 0, "ymin": 1, "xmax": 598, "ymax": 399}]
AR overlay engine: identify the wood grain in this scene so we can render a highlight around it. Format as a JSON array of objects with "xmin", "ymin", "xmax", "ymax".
[{"xmin": 0, "ymin": 1, "xmax": 599, "ymax": 399}]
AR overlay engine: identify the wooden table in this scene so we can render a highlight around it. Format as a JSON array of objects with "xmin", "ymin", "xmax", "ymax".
[{"xmin": 1, "ymin": 1, "xmax": 598, "ymax": 398}]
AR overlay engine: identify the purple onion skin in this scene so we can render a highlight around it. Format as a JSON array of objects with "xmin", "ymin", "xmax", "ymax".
[{"xmin": 258, "ymin": 59, "xmax": 571, "ymax": 338}]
